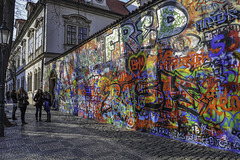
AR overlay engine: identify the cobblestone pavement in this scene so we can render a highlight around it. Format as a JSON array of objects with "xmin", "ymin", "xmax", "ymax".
[{"xmin": 1, "ymin": 103, "xmax": 240, "ymax": 160}]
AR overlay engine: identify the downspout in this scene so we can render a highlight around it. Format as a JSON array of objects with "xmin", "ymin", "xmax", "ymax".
[{"xmin": 41, "ymin": 1, "xmax": 46, "ymax": 90}]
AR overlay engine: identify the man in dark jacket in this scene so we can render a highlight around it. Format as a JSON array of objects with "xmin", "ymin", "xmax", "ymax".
[
  {"xmin": 33, "ymin": 89, "xmax": 44, "ymax": 122},
  {"xmin": 10, "ymin": 90, "xmax": 18, "ymax": 120}
]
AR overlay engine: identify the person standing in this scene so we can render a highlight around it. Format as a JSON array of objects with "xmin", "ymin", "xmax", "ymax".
[
  {"xmin": 43, "ymin": 91, "xmax": 51, "ymax": 122},
  {"xmin": 10, "ymin": 90, "xmax": 18, "ymax": 120},
  {"xmin": 17, "ymin": 87, "xmax": 29, "ymax": 126},
  {"xmin": 33, "ymin": 89, "xmax": 44, "ymax": 122}
]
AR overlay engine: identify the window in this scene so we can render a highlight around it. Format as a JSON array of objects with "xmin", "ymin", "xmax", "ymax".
[
  {"xmin": 67, "ymin": 25, "xmax": 88, "ymax": 45},
  {"xmin": 15, "ymin": 48, "xmax": 21, "ymax": 68},
  {"xmin": 34, "ymin": 70, "xmax": 37, "ymax": 90},
  {"xmin": 63, "ymin": 15, "xmax": 91, "ymax": 46},
  {"xmin": 27, "ymin": 74, "xmax": 30, "ymax": 91},
  {"xmin": 37, "ymin": 69, "xmax": 41, "ymax": 90},
  {"xmin": 78, "ymin": 27, "xmax": 87, "ymax": 43},
  {"xmin": 67, "ymin": 25, "xmax": 76, "ymax": 45},
  {"xmin": 17, "ymin": 79, "xmax": 20, "ymax": 90},
  {"xmin": 21, "ymin": 77, "xmax": 24, "ymax": 89},
  {"xmin": 36, "ymin": 26, "xmax": 42, "ymax": 50},
  {"xmin": 22, "ymin": 43, "xmax": 26, "ymax": 64},
  {"xmin": 28, "ymin": 73, "xmax": 32, "ymax": 91},
  {"xmin": 28, "ymin": 36, "xmax": 33, "ymax": 56},
  {"xmin": 17, "ymin": 56, "xmax": 20, "ymax": 68}
]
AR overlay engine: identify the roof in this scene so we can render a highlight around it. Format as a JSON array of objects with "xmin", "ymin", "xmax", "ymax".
[
  {"xmin": 59, "ymin": 0, "xmax": 129, "ymax": 16},
  {"xmin": 106, "ymin": 0, "xmax": 129, "ymax": 15}
]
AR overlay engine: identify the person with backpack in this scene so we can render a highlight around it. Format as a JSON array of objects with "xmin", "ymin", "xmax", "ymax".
[
  {"xmin": 10, "ymin": 90, "xmax": 18, "ymax": 120},
  {"xmin": 43, "ymin": 91, "xmax": 51, "ymax": 122}
]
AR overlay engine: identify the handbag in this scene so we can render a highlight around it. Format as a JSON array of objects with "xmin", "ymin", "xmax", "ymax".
[{"xmin": 23, "ymin": 99, "xmax": 29, "ymax": 105}]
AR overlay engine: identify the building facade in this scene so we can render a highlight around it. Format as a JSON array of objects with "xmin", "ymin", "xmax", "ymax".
[{"xmin": 6, "ymin": 0, "xmax": 128, "ymax": 103}]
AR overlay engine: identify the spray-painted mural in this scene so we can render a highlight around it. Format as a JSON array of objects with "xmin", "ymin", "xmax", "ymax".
[{"xmin": 44, "ymin": 0, "xmax": 240, "ymax": 153}]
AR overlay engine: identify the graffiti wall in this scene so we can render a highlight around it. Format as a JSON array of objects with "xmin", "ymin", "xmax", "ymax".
[{"xmin": 44, "ymin": 0, "xmax": 240, "ymax": 153}]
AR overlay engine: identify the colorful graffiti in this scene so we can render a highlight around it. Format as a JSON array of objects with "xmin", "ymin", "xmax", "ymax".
[{"xmin": 44, "ymin": 0, "xmax": 240, "ymax": 154}]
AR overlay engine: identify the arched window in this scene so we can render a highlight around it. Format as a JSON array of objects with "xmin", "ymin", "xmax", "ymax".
[
  {"xmin": 30, "ymin": 72, "xmax": 32, "ymax": 91},
  {"xmin": 37, "ymin": 68, "xmax": 41, "ymax": 89},
  {"xmin": 27, "ymin": 73, "xmax": 30, "ymax": 91},
  {"xmin": 17, "ymin": 79, "xmax": 20, "ymax": 90},
  {"xmin": 34, "ymin": 69, "xmax": 37, "ymax": 90},
  {"xmin": 28, "ymin": 72, "xmax": 32, "ymax": 91},
  {"xmin": 21, "ymin": 76, "xmax": 25, "ymax": 89}
]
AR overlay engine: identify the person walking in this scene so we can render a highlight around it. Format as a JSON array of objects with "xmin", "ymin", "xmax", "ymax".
[
  {"xmin": 17, "ymin": 87, "xmax": 29, "ymax": 126},
  {"xmin": 43, "ymin": 91, "xmax": 51, "ymax": 122},
  {"xmin": 10, "ymin": 90, "xmax": 18, "ymax": 120},
  {"xmin": 33, "ymin": 89, "xmax": 44, "ymax": 122}
]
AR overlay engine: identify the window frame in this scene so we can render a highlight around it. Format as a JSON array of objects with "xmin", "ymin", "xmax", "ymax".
[
  {"xmin": 28, "ymin": 72, "xmax": 32, "ymax": 92},
  {"xmin": 22, "ymin": 42, "xmax": 26, "ymax": 64},
  {"xmin": 28, "ymin": 36, "xmax": 34, "ymax": 56},
  {"xmin": 63, "ymin": 14, "xmax": 91, "ymax": 46},
  {"xmin": 78, "ymin": 27, "xmax": 88, "ymax": 44},
  {"xmin": 35, "ymin": 26, "xmax": 42, "ymax": 50},
  {"xmin": 34, "ymin": 70, "xmax": 37, "ymax": 90},
  {"xmin": 21, "ymin": 76, "xmax": 24, "ymax": 89},
  {"xmin": 17, "ymin": 79, "xmax": 20, "ymax": 90},
  {"xmin": 37, "ymin": 69, "xmax": 41, "ymax": 90}
]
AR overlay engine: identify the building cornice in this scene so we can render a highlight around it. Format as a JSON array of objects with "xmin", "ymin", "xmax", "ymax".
[{"xmin": 24, "ymin": 52, "xmax": 59, "ymax": 71}]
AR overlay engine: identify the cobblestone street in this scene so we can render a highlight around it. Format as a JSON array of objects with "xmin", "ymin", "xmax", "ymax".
[{"xmin": 0, "ymin": 104, "xmax": 239, "ymax": 160}]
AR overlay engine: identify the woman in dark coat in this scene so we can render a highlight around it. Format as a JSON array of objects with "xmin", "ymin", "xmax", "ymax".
[
  {"xmin": 43, "ymin": 91, "xmax": 51, "ymax": 122},
  {"xmin": 17, "ymin": 87, "xmax": 29, "ymax": 126},
  {"xmin": 33, "ymin": 89, "xmax": 44, "ymax": 122},
  {"xmin": 10, "ymin": 90, "xmax": 18, "ymax": 120}
]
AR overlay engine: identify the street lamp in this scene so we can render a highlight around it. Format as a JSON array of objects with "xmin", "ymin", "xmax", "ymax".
[
  {"xmin": 0, "ymin": 21, "xmax": 11, "ymax": 46},
  {"xmin": 0, "ymin": 20, "xmax": 11, "ymax": 137}
]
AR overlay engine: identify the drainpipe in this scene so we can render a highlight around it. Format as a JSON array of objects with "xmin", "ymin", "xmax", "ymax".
[{"xmin": 41, "ymin": 0, "xmax": 46, "ymax": 90}]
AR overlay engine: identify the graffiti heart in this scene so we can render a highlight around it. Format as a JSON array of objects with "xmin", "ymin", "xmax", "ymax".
[{"xmin": 129, "ymin": 52, "xmax": 146, "ymax": 77}]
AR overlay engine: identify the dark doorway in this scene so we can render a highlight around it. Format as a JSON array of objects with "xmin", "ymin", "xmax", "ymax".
[{"xmin": 49, "ymin": 70, "xmax": 57, "ymax": 102}]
